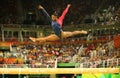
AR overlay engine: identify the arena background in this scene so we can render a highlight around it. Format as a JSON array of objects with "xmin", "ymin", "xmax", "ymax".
[{"xmin": 0, "ymin": 0, "xmax": 120, "ymax": 78}]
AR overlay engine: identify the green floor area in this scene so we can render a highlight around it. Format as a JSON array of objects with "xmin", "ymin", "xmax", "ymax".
[{"xmin": 82, "ymin": 73, "xmax": 120, "ymax": 78}]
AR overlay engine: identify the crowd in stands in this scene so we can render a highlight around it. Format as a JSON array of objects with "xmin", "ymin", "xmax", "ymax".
[
  {"xmin": 0, "ymin": 0, "xmax": 119, "ymax": 25},
  {"xmin": 0, "ymin": 38, "xmax": 119, "ymax": 68},
  {"xmin": 76, "ymin": 41, "xmax": 120, "ymax": 68}
]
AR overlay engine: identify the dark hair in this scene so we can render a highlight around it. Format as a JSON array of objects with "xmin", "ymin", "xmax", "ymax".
[{"xmin": 52, "ymin": 11, "xmax": 58, "ymax": 17}]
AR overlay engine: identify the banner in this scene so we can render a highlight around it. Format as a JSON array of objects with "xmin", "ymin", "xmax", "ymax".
[{"xmin": 114, "ymin": 35, "xmax": 120, "ymax": 48}]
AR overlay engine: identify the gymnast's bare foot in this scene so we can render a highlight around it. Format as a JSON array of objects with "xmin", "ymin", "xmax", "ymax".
[
  {"xmin": 29, "ymin": 37, "xmax": 36, "ymax": 42},
  {"xmin": 81, "ymin": 30, "xmax": 87, "ymax": 34}
]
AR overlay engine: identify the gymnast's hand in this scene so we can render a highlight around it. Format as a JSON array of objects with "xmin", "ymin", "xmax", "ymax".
[
  {"xmin": 38, "ymin": 5, "xmax": 44, "ymax": 9},
  {"xmin": 67, "ymin": 4, "xmax": 71, "ymax": 8}
]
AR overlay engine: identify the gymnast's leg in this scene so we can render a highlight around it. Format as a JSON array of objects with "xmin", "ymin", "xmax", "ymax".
[
  {"xmin": 61, "ymin": 30, "xmax": 87, "ymax": 39},
  {"xmin": 29, "ymin": 34, "xmax": 60, "ymax": 42}
]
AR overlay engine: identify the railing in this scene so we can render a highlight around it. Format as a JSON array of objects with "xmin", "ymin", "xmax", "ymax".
[
  {"xmin": 0, "ymin": 58, "xmax": 58, "ymax": 68},
  {"xmin": 0, "ymin": 23, "xmax": 120, "ymax": 30},
  {"xmin": 76, "ymin": 58, "xmax": 120, "ymax": 68},
  {"xmin": 0, "ymin": 23, "xmax": 119, "ymax": 42},
  {"xmin": 0, "ymin": 58, "xmax": 119, "ymax": 68},
  {"xmin": 0, "ymin": 63, "xmax": 55, "ymax": 68}
]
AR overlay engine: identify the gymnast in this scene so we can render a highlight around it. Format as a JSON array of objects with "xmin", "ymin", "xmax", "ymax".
[{"xmin": 29, "ymin": 4, "xmax": 87, "ymax": 42}]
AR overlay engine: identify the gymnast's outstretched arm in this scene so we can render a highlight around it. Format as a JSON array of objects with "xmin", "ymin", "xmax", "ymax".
[{"xmin": 38, "ymin": 5, "xmax": 52, "ymax": 22}]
